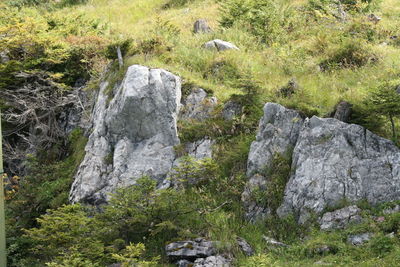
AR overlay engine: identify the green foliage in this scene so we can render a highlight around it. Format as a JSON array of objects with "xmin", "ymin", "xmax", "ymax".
[
  {"xmin": 320, "ymin": 39, "xmax": 379, "ymax": 70},
  {"xmin": 308, "ymin": 0, "xmax": 380, "ymax": 15},
  {"xmin": 368, "ymin": 234, "xmax": 396, "ymax": 255},
  {"xmin": 46, "ymin": 253, "xmax": 100, "ymax": 267},
  {"xmin": 111, "ymin": 243, "xmax": 159, "ymax": 267},
  {"xmin": 6, "ymin": 129, "xmax": 87, "ymax": 266},
  {"xmin": 0, "ymin": 6, "xmax": 109, "ymax": 86},
  {"xmin": 250, "ymin": 152, "xmax": 292, "ymax": 216},
  {"xmin": 169, "ymin": 156, "xmax": 219, "ymax": 188},
  {"xmin": 220, "ymin": 0, "xmax": 300, "ymax": 45},
  {"xmin": 368, "ymin": 82, "xmax": 400, "ymax": 141},
  {"xmin": 24, "ymin": 204, "xmax": 105, "ymax": 263},
  {"xmin": 95, "ymin": 177, "xmax": 204, "ymax": 252},
  {"xmin": 6, "ymin": 0, "xmax": 87, "ymax": 8}
]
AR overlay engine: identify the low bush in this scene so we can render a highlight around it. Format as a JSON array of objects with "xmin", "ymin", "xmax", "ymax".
[
  {"xmin": 220, "ymin": 0, "xmax": 301, "ymax": 45},
  {"xmin": 319, "ymin": 40, "xmax": 379, "ymax": 70}
]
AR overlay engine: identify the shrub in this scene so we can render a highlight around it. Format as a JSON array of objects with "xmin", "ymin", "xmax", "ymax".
[
  {"xmin": 24, "ymin": 204, "xmax": 105, "ymax": 263},
  {"xmin": 169, "ymin": 156, "xmax": 220, "ymax": 188},
  {"xmin": 319, "ymin": 40, "xmax": 379, "ymax": 70},
  {"xmin": 220, "ymin": 0, "xmax": 300, "ymax": 45},
  {"xmin": 369, "ymin": 234, "xmax": 396, "ymax": 255}
]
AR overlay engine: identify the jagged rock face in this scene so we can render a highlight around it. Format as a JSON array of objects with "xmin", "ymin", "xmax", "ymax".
[
  {"xmin": 70, "ymin": 65, "xmax": 181, "ymax": 203},
  {"xmin": 247, "ymin": 103, "xmax": 304, "ymax": 177},
  {"xmin": 245, "ymin": 102, "xmax": 400, "ymax": 223},
  {"xmin": 278, "ymin": 116, "xmax": 400, "ymax": 223}
]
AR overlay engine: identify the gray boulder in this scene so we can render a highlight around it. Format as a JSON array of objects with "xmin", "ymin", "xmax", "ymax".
[
  {"xmin": 166, "ymin": 239, "xmax": 215, "ymax": 262},
  {"xmin": 194, "ymin": 19, "xmax": 212, "ymax": 34},
  {"xmin": 245, "ymin": 102, "xmax": 400, "ymax": 224},
  {"xmin": 70, "ymin": 65, "xmax": 181, "ymax": 203},
  {"xmin": 347, "ymin": 232, "xmax": 372, "ymax": 246},
  {"xmin": 278, "ymin": 115, "xmax": 400, "ymax": 223},
  {"xmin": 193, "ymin": 256, "xmax": 230, "ymax": 267},
  {"xmin": 319, "ymin": 206, "xmax": 362, "ymax": 230},
  {"xmin": 180, "ymin": 88, "xmax": 217, "ymax": 121},
  {"xmin": 203, "ymin": 39, "xmax": 239, "ymax": 51},
  {"xmin": 222, "ymin": 101, "xmax": 242, "ymax": 121}
]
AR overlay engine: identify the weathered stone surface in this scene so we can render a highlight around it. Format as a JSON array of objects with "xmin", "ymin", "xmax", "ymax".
[
  {"xmin": 347, "ymin": 232, "xmax": 372, "ymax": 246},
  {"xmin": 180, "ymin": 88, "xmax": 217, "ymax": 121},
  {"xmin": 166, "ymin": 239, "xmax": 215, "ymax": 262},
  {"xmin": 319, "ymin": 206, "xmax": 362, "ymax": 230},
  {"xmin": 278, "ymin": 115, "xmax": 400, "ymax": 223},
  {"xmin": 177, "ymin": 259, "xmax": 192, "ymax": 267},
  {"xmin": 245, "ymin": 102, "xmax": 400, "ymax": 224},
  {"xmin": 70, "ymin": 65, "xmax": 181, "ymax": 203},
  {"xmin": 193, "ymin": 256, "xmax": 230, "ymax": 267},
  {"xmin": 194, "ymin": 19, "xmax": 212, "ymax": 33},
  {"xmin": 332, "ymin": 101, "xmax": 352, "ymax": 122},
  {"xmin": 247, "ymin": 103, "xmax": 304, "ymax": 177},
  {"xmin": 237, "ymin": 237, "xmax": 254, "ymax": 256},
  {"xmin": 186, "ymin": 138, "xmax": 215, "ymax": 159},
  {"xmin": 243, "ymin": 103, "xmax": 303, "ymax": 220},
  {"xmin": 203, "ymin": 39, "xmax": 239, "ymax": 51},
  {"xmin": 222, "ymin": 101, "xmax": 242, "ymax": 121}
]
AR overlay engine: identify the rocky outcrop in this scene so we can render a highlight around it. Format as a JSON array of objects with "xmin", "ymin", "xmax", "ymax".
[
  {"xmin": 319, "ymin": 206, "xmax": 362, "ymax": 230},
  {"xmin": 70, "ymin": 65, "xmax": 181, "ymax": 203},
  {"xmin": 203, "ymin": 39, "xmax": 239, "ymax": 51},
  {"xmin": 180, "ymin": 88, "xmax": 217, "ymax": 121},
  {"xmin": 244, "ymin": 102, "xmax": 400, "ymax": 223}
]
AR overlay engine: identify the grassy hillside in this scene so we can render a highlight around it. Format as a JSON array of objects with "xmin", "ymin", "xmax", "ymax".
[{"xmin": 2, "ymin": 0, "xmax": 400, "ymax": 266}]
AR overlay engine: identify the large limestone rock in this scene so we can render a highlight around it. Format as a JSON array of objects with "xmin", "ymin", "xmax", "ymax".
[
  {"xmin": 247, "ymin": 103, "xmax": 304, "ymax": 177},
  {"xmin": 278, "ymin": 116, "xmax": 400, "ymax": 223},
  {"xmin": 245, "ymin": 102, "xmax": 400, "ymax": 223},
  {"xmin": 70, "ymin": 65, "xmax": 181, "ymax": 203}
]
